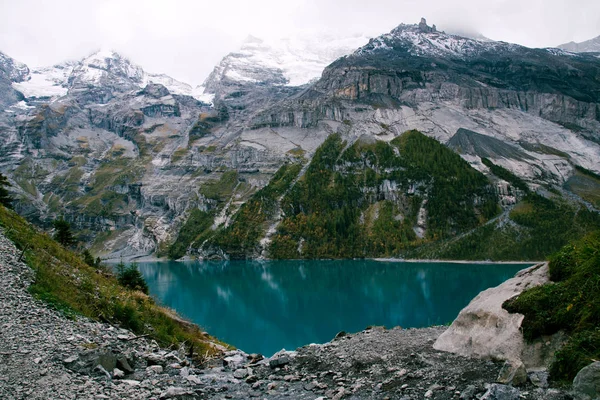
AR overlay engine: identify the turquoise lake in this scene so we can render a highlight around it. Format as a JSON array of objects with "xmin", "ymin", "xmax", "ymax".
[{"xmin": 136, "ymin": 260, "xmax": 529, "ymax": 356}]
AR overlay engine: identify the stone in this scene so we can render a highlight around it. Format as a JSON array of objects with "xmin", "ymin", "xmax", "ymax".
[
  {"xmin": 269, "ymin": 355, "xmax": 290, "ymax": 368},
  {"xmin": 146, "ymin": 365, "xmax": 163, "ymax": 374},
  {"xmin": 233, "ymin": 368, "xmax": 249, "ymax": 379},
  {"xmin": 460, "ymin": 385, "xmax": 477, "ymax": 399},
  {"xmin": 185, "ymin": 375, "xmax": 202, "ymax": 385},
  {"xmin": 117, "ymin": 356, "xmax": 134, "ymax": 373},
  {"xmin": 425, "ymin": 389, "xmax": 433, "ymax": 398},
  {"xmin": 267, "ymin": 382, "xmax": 278, "ymax": 391},
  {"xmin": 573, "ymin": 361, "xmax": 600, "ymax": 399},
  {"xmin": 146, "ymin": 353, "xmax": 166, "ymax": 366},
  {"xmin": 334, "ymin": 331, "xmax": 347, "ymax": 340},
  {"xmin": 223, "ymin": 352, "xmax": 246, "ymax": 369},
  {"xmin": 434, "ymin": 264, "xmax": 550, "ymax": 366},
  {"xmin": 96, "ymin": 353, "xmax": 118, "ymax": 372},
  {"xmin": 480, "ymin": 384, "xmax": 520, "ymax": 400},
  {"xmin": 160, "ymin": 386, "xmax": 190, "ymax": 399},
  {"xmin": 63, "ymin": 355, "xmax": 78, "ymax": 364},
  {"xmin": 497, "ymin": 360, "xmax": 527, "ymax": 386},
  {"xmin": 112, "ymin": 368, "xmax": 125, "ymax": 379},
  {"xmin": 333, "ymin": 388, "xmax": 347, "ymax": 400},
  {"xmin": 528, "ymin": 371, "xmax": 549, "ymax": 388},
  {"xmin": 248, "ymin": 353, "xmax": 264, "ymax": 364},
  {"xmin": 245, "ymin": 375, "xmax": 258, "ymax": 384}
]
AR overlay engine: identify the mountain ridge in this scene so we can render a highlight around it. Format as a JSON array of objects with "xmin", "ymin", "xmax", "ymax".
[
  {"xmin": 558, "ymin": 34, "xmax": 600, "ymax": 53},
  {"xmin": 0, "ymin": 19, "xmax": 599, "ymax": 260}
]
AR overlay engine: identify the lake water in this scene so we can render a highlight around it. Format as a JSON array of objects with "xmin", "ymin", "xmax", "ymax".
[{"xmin": 136, "ymin": 259, "xmax": 529, "ymax": 357}]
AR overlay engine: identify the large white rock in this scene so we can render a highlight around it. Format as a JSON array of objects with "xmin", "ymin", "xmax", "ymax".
[{"xmin": 434, "ymin": 263, "xmax": 555, "ymax": 368}]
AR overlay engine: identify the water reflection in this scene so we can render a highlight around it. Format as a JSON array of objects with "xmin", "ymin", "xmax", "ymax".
[{"xmin": 137, "ymin": 260, "xmax": 527, "ymax": 356}]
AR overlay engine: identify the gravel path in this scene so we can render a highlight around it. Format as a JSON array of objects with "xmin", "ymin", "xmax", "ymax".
[{"xmin": 0, "ymin": 229, "xmax": 571, "ymax": 399}]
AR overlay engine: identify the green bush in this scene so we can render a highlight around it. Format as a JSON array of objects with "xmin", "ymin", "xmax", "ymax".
[
  {"xmin": 116, "ymin": 261, "xmax": 149, "ymax": 294},
  {"xmin": 503, "ymin": 231, "xmax": 600, "ymax": 382}
]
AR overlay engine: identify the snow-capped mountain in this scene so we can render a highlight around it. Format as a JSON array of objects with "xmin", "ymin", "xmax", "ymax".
[
  {"xmin": 558, "ymin": 34, "xmax": 600, "ymax": 53},
  {"xmin": 1, "ymin": 19, "xmax": 600, "ymax": 260},
  {"xmin": 0, "ymin": 52, "xmax": 29, "ymax": 82},
  {"xmin": 0, "ymin": 51, "xmax": 29, "ymax": 107},
  {"xmin": 12, "ymin": 63, "xmax": 75, "ymax": 99},
  {"xmin": 11, "ymin": 50, "xmax": 211, "ymax": 103},
  {"xmin": 203, "ymin": 32, "xmax": 370, "ymax": 94},
  {"xmin": 355, "ymin": 18, "xmax": 515, "ymax": 59}
]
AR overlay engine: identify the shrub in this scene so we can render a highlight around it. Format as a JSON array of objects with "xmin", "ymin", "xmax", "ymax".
[
  {"xmin": 116, "ymin": 261, "xmax": 149, "ymax": 294},
  {"xmin": 53, "ymin": 218, "xmax": 76, "ymax": 247}
]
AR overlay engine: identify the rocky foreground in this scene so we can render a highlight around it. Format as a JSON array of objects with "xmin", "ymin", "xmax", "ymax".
[{"xmin": 0, "ymin": 229, "xmax": 576, "ymax": 399}]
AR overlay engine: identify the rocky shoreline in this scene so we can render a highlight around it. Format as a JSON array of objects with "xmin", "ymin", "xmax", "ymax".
[{"xmin": 0, "ymin": 230, "xmax": 575, "ymax": 399}]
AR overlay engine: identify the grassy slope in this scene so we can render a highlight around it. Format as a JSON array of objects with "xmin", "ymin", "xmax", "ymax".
[
  {"xmin": 406, "ymin": 194, "xmax": 600, "ymax": 261},
  {"xmin": 504, "ymin": 232, "xmax": 600, "ymax": 383},
  {"xmin": 269, "ymin": 130, "xmax": 498, "ymax": 259},
  {"xmin": 0, "ymin": 205, "xmax": 226, "ymax": 359}
]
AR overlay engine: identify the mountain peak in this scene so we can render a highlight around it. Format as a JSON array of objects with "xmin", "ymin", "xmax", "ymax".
[
  {"xmin": 418, "ymin": 18, "xmax": 437, "ymax": 33},
  {"xmin": 203, "ymin": 31, "xmax": 370, "ymax": 92},
  {"xmin": 69, "ymin": 49, "xmax": 145, "ymax": 90},
  {"xmin": 558, "ymin": 35, "xmax": 600, "ymax": 53},
  {"xmin": 0, "ymin": 51, "xmax": 30, "ymax": 82},
  {"xmin": 355, "ymin": 19, "xmax": 512, "ymax": 60}
]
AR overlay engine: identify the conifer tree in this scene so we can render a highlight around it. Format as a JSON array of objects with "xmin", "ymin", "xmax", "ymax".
[{"xmin": 0, "ymin": 173, "xmax": 12, "ymax": 209}]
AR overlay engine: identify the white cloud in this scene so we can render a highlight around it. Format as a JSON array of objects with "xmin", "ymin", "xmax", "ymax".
[{"xmin": 0, "ymin": 0, "xmax": 598, "ymax": 86}]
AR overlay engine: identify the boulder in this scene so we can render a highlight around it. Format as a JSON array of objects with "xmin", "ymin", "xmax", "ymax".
[
  {"xmin": 528, "ymin": 371, "xmax": 549, "ymax": 388},
  {"xmin": 480, "ymin": 384, "xmax": 520, "ymax": 400},
  {"xmin": 496, "ymin": 360, "xmax": 527, "ymax": 386},
  {"xmin": 116, "ymin": 356, "xmax": 134, "ymax": 373},
  {"xmin": 460, "ymin": 385, "xmax": 478, "ymax": 399},
  {"xmin": 223, "ymin": 351, "xmax": 246, "ymax": 369},
  {"xmin": 434, "ymin": 263, "xmax": 551, "ymax": 368},
  {"xmin": 269, "ymin": 355, "xmax": 290, "ymax": 368},
  {"xmin": 573, "ymin": 361, "xmax": 600, "ymax": 400},
  {"xmin": 233, "ymin": 368, "xmax": 249, "ymax": 379}
]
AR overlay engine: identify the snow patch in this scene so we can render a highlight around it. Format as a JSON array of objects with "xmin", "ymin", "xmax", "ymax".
[
  {"xmin": 206, "ymin": 32, "xmax": 370, "ymax": 88},
  {"xmin": 12, "ymin": 65, "xmax": 72, "ymax": 99}
]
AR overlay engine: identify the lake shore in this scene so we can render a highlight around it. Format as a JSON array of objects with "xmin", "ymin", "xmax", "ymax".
[
  {"xmin": 1, "ymin": 228, "xmax": 572, "ymax": 399},
  {"xmin": 373, "ymin": 258, "xmax": 542, "ymax": 264}
]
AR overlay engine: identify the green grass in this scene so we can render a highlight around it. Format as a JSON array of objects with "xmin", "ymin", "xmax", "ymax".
[
  {"xmin": 171, "ymin": 148, "xmax": 189, "ymax": 164},
  {"xmin": 0, "ymin": 205, "xmax": 226, "ymax": 359},
  {"xmin": 504, "ymin": 232, "xmax": 600, "ymax": 382},
  {"xmin": 200, "ymin": 170, "xmax": 239, "ymax": 201},
  {"xmin": 406, "ymin": 194, "xmax": 600, "ymax": 261},
  {"xmin": 565, "ymin": 169, "xmax": 600, "ymax": 208},
  {"xmin": 168, "ymin": 209, "xmax": 215, "ymax": 259}
]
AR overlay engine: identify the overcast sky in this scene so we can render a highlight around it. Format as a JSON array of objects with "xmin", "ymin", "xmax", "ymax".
[{"xmin": 1, "ymin": 0, "xmax": 599, "ymax": 86}]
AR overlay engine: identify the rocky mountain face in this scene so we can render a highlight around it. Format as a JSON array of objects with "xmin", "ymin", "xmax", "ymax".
[
  {"xmin": 0, "ymin": 51, "xmax": 28, "ymax": 108},
  {"xmin": 203, "ymin": 33, "xmax": 370, "ymax": 97},
  {"xmin": 1, "ymin": 20, "xmax": 600, "ymax": 260},
  {"xmin": 558, "ymin": 35, "xmax": 600, "ymax": 53}
]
